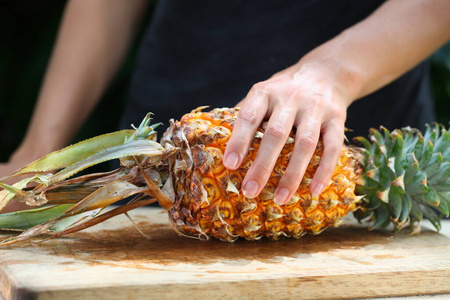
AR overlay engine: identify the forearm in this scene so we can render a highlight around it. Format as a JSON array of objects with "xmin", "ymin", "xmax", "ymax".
[
  {"xmin": 16, "ymin": 0, "xmax": 148, "ymax": 159},
  {"xmin": 302, "ymin": 0, "xmax": 450, "ymax": 102}
]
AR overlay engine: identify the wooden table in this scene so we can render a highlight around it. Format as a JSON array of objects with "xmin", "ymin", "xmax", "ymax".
[{"xmin": 0, "ymin": 207, "xmax": 449, "ymax": 300}]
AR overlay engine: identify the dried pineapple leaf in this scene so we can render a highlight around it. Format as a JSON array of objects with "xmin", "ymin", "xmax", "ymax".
[
  {"xmin": 49, "ymin": 208, "xmax": 102, "ymax": 232},
  {"xmin": 4, "ymin": 130, "xmax": 134, "ymax": 179},
  {"xmin": 0, "ymin": 174, "xmax": 53, "ymax": 211},
  {"xmin": 0, "ymin": 182, "xmax": 28, "ymax": 198},
  {"xmin": 48, "ymin": 198, "xmax": 156, "ymax": 240},
  {"xmin": 123, "ymin": 212, "xmax": 151, "ymax": 239},
  {"xmin": 226, "ymin": 180, "xmax": 240, "ymax": 196},
  {"xmin": 62, "ymin": 180, "xmax": 147, "ymax": 216},
  {"xmin": 161, "ymin": 176, "xmax": 175, "ymax": 202}
]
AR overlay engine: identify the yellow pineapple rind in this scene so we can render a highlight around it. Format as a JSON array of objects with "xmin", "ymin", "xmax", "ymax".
[{"xmin": 162, "ymin": 108, "xmax": 362, "ymax": 242}]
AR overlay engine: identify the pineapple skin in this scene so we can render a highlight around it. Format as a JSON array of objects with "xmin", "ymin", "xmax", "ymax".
[{"xmin": 161, "ymin": 108, "xmax": 362, "ymax": 241}]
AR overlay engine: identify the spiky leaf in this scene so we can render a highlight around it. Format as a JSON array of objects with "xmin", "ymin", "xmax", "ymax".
[
  {"xmin": 4, "ymin": 130, "xmax": 134, "ymax": 178},
  {"xmin": 0, "ymin": 205, "xmax": 73, "ymax": 231},
  {"xmin": 356, "ymin": 125, "xmax": 450, "ymax": 232}
]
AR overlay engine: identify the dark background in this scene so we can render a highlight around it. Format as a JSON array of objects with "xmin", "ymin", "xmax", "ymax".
[{"xmin": 1, "ymin": 0, "xmax": 449, "ymax": 163}]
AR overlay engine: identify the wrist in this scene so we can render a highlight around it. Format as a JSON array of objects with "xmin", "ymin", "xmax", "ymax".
[
  {"xmin": 299, "ymin": 32, "xmax": 365, "ymax": 106},
  {"xmin": 296, "ymin": 58, "xmax": 362, "ymax": 109}
]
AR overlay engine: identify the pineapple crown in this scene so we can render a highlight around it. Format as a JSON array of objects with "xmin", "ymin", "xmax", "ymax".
[{"xmin": 354, "ymin": 124, "xmax": 450, "ymax": 232}]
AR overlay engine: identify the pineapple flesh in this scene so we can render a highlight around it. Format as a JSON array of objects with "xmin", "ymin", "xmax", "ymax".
[{"xmin": 0, "ymin": 107, "xmax": 449, "ymax": 244}]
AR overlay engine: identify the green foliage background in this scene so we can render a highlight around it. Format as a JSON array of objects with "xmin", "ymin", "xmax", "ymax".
[{"xmin": 1, "ymin": 1, "xmax": 449, "ymax": 162}]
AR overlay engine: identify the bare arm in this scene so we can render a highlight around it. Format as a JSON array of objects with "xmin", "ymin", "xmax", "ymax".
[
  {"xmin": 0, "ymin": 0, "xmax": 148, "ymax": 211},
  {"xmin": 224, "ymin": 0, "xmax": 450, "ymax": 205},
  {"xmin": 18, "ymin": 0, "xmax": 148, "ymax": 158},
  {"xmin": 315, "ymin": 0, "xmax": 450, "ymax": 99}
]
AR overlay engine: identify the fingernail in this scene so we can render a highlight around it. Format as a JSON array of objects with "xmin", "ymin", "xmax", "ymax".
[
  {"xmin": 312, "ymin": 183, "xmax": 324, "ymax": 198},
  {"xmin": 274, "ymin": 188, "xmax": 290, "ymax": 206},
  {"xmin": 224, "ymin": 152, "xmax": 239, "ymax": 169},
  {"xmin": 243, "ymin": 180, "xmax": 259, "ymax": 198}
]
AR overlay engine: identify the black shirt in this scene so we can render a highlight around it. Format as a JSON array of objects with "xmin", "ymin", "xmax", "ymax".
[{"xmin": 120, "ymin": 0, "xmax": 435, "ymax": 139}]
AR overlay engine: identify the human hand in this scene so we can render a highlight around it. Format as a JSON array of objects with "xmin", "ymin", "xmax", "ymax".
[{"xmin": 223, "ymin": 58, "xmax": 357, "ymax": 205}]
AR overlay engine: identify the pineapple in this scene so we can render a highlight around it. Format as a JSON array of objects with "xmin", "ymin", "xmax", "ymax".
[{"xmin": 0, "ymin": 107, "xmax": 449, "ymax": 244}]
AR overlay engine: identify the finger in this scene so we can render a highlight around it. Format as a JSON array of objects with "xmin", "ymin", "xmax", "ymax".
[
  {"xmin": 273, "ymin": 115, "xmax": 321, "ymax": 205},
  {"xmin": 241, "ymin": 107, "xmax": 296, "ymax": 199},
  {"xmin": 310, "ymin": 119, "xmax": 345, "ymax": 198},
  {"xmin": 223, "ymin": 83, "xmax": 269, "ymax": 170}
]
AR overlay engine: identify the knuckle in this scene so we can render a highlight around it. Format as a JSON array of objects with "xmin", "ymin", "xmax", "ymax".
[
  {"xmin": 309, "ymin": 93, "xmax": 326, "ymax": 108},
  {"xmin": 252, "ymin": 81, "xmax": 270, "ymax": 95},
  {"xmin": 328, "ymin": 105, "xmax": 346, "ymax": 120},
  {"xmin": 239, "ymin": 106, "xmax": 258, "ymax": 124},
  {"xmin": 265, "ymin": 123, "xmax": 287, "ymax": 140},
  {"xmin": 290, "ymin": 89, "xmax": 306, "ymax": 102},
  {"xmin": 229, "ymin": 132, "xmax": 247, "ymax": 146},
  {"xmin": 318, "ymin": 165, "xmax": 335, "ymax": 178},
  {"xmin": 296, "ymin": 133, "xmax": 317, "ymax": 150},
  {"xmin": 236, "ymin": 134, "xmax": 248, "ymax": 144},
  {"xmin": 252, "ymin": 160, "xmax": 271, "ymax": 175},
  {"xmin": 327, "ymin": 143, "xmax": 343, "ymax": 156},
  {"xmin": 282, "ymin": 170, "xmax": 303, "ymax": 185}
]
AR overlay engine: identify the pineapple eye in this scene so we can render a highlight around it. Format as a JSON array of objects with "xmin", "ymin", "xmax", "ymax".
[
  {"xmin": 242, "ymin": 213, "xmax": 261, "ymax": 228},
  {"xmin": 266, "ymin": 220, "xmax": 284, "ymax": 233},
  {"xmin": 320, "ymin": 190, "xmax": 339, "ymax": 203},
  {"xmin": 204, "ymin": 147, "xmax": 225, "ymax": 175},
  {"xmin": 201, "ymin": 177, "xmax": 222, "ymax": 202},
  {"xmin": 263, "ymin": 202, "xmax": 284, "ymax": 221},
  {"xmin": 288, "ymin": 207, "xmax": 304, "ymax": 223},
  {"xmin": 219, "ymin": 201, "xmax": 235, "ymax": 219},
  {"xmin": 206, "ymin": 126, "xmax": 231, "ymax": 146},
  {"xmin": 287, "ymin": 223, "xmax": 305, "ymax": 237},
  {"xmin": 307, "ymin": 208, "xmax": 326, "ymax": 223}
]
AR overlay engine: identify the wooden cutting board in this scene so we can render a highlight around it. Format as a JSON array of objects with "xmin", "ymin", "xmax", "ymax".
[{"xmin": 0, "ymin": 207, "xmax": 449, "ymax": 300}]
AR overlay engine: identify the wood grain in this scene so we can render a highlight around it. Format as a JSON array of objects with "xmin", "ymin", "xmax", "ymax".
[{"xmin": 0, "ymin": 208, "xmax": 449, "ymax": 300}]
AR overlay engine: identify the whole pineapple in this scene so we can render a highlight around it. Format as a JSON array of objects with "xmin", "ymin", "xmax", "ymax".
[{"xmin": 0, "ymin": 107, "xmax": 449, "ymax": 244}]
